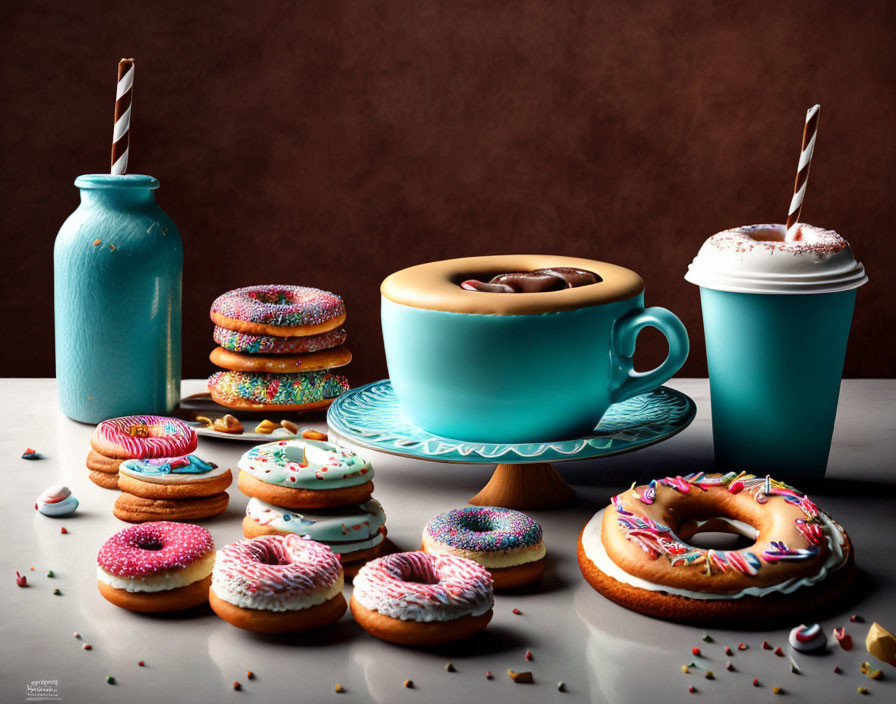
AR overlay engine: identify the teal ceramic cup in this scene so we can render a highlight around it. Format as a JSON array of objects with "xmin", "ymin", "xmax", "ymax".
[
  {"xmin": 685, "ymin": 224, "xmax": 868, "ymax": 481},
  {"xmin": 381, "ymin": 255, "xmax": 689, "ymax": 443},
  {"xmin": 54, "ymin": 175, "xmax": 182, "ymax": 423}
]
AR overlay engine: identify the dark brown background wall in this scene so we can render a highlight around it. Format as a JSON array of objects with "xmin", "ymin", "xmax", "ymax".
[{"xmin": 2, "ymin": 1, "xmax": 895, "ymax": 383}]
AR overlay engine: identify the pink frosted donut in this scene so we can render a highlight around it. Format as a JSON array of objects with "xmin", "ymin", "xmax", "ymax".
[
  {"xmin": 211, "ymin": 535, "xmax": 343, "ymax": 612},
  {"xmin": 98, "ymin": 521, "xmax": 214, "ymax": 578},
  {"xmin": 213, "ymin": 325, "xmax": 347, "ymax": 355},
  {"xmin": 352, "ymin": 551, "xmax": 494, "ymax": 622},
  {"xmin": 211, "ymin": 285, "xmax": 346, "ymax": 337},
  {"xmin": 91, "ymin": 415, "xmax": 197, "ymax": 460}
]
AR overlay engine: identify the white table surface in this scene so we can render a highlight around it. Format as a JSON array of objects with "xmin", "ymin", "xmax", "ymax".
[{"xmin": 1, "ymin": 378, "xmax": 894, "ymax": 704}]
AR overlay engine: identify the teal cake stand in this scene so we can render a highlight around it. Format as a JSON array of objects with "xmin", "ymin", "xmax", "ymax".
[{"xmin": 327, "ymin": 379, "xmax": 696, "ymax": 509}]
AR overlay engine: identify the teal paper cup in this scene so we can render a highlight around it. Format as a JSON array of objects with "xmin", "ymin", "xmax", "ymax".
[{"xmin": 686, "ymin": 224, "xmax": 868, "ymax": 481}]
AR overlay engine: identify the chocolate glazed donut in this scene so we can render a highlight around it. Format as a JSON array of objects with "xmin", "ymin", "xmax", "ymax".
[{"xmin": 461, "ymin": 267, "xmax": 602, "ymax": 293}]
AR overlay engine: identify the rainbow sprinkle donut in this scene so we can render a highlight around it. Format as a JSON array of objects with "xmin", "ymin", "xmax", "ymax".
[
  {"xmin": 208, "ymin": 370, "xmax": 350, "ymax": 411},
  {"xmin": 90, "ymin": 415, "xmax": 198, "ymax": 460},
  {"xmin": 422, "ymin": 506, "xmax": 547, "ymax": 588},
  {"xmin": 213, "ymin": 325, "xmax": 346, "ymax": 355},
  {"xmin": 210, "ymin": 285, "xmax": 346, "ymax": 337},
  {"xmin": 96, "ymin": 521, "xmax": 215, "ymax": 612}
]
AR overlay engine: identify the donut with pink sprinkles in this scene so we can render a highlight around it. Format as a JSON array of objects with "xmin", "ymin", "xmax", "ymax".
[
  {"xmin": 97, "ymin": 521, "xmax": 214, "ymax": 578},
  {"xmin": 90, "ymin": 415, "xmax": 198, "ymax": 460},
  {"xmin": 210, "ymin": 285, "xmax": 346, "ymax": 337}
]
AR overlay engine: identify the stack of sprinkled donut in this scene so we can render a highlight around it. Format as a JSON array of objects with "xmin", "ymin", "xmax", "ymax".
[
  {"xmin": 237, "ymin": 437, "xmax": 388, "ymax": 577},
  {"xmin": 207, "ymin": 285, "xmax": 351, "ymax": 412}
]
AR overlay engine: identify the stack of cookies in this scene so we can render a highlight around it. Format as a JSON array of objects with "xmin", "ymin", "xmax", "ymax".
[
  {"xmin": 86, "ymin": 415, "xmax": 198, "ymax": 490},
  {"xmin": 237, "ymin": 436, "xmax": 388, "ymax": 577},
  {"xmin": 113, "ymin": 453, "xmax": 233, "ymax": 523},
  {"xmin": 207, "ymin": 285, "xmax": 352, "ymax": 412}
]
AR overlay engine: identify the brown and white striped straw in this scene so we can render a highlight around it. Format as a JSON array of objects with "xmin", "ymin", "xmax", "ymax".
[
  {"xmin": 110, "ymin": 58, "xmax": 135, "ymax": 175},
  {"xmin": 785, "ymin": 103, "xmax": 820, "ymax": 239}
]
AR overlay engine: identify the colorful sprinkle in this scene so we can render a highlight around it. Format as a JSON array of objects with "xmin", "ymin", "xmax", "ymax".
[
  {"xmin": 833, "ymin": 627, "xmax": 853, "ymax": 650},
  {"xmin": 557, "ymin": 681, "xmax": 566, "ymax": 692},
  {"xmin": 47, "ymin": 570, "xmax": 55, "ymax": 578},
  {"xmin": 508, "ymin": 670, "xmax": 534, "ymax": 684},
  {"xmin": 773, "ymin": 686, "xmax": 782, "ymax": 694},
  {"xmin": 15, "ymin": 571, "xmax": 27, "ymax": 587},
  {"xmin": 334, "ymin": 684, "xmax": 345, "ymax": 694},
  {"xmin": 444, "ymin": 663, "xmax": 456, "ymax": 672},
  {"xmin": 753, "ymin": 678, "xmax": 760, "ymax": 687},
  {"xmin": 724, "ymin": 646, "xmax": 733, "ymax": 656},
  {"xmin": 73, "ymin": 632, "xmax": 80, "ymax": 639},
  {"xmin": 860, "ymin": 662, "xmax": 871, "ymax": 674},
  {"xmin": 53, "ymin": 588, "xmax": 62, "ymax": 596},
  {"xmin": 233, "ymin": 682, "xmax": 241, "ymax": 691},
  {"xmin": 702, "ymin": 634, "xmax": 713, "ymax": 642},
  {"xmin": 247, "ymin": 671, "xmax": 255, "ymax": 680},
  {"xmin": 834, "ymin": 666, "xmax": 841, "ymax": 674},
  {"xmin": 403, "ymin": 680, "xmax": 413, "ymax": 689},
  {"xmin": 868, "ymin": 668, "xmax": 883, "ymax": 680},
  {"xmin": 485, "ymin": 672, "xmax": 493, "ymax": 680},
  {"xmin": 681, "ymin": 665, "xmax": 689, "ymax": 674},
  {"xmin": 138, "ymin": 661, "xmax": 144, "ymax": 667},
  {"xmin": 774, "ymin": 647, "xmax": 784, "ymax": 657},
  {"xmin": 692, "ymin": 647, "xmax": 701, "ymax": 656},
  {"xmin": 738, "ymin": 643, "xmax": 748, "ymax": 650},
  {"xmin": 704, "ymin": 671, "xmax": 714, "ymax": 680},
  {"xmin": 512, "ymin": 608, "xmax": 522, "ymax": 615},
  {"xmin": 22, "ymin": 448, "xmax": 42, "ymax": 459},
  {"xmin": 762, "ymin": 640, "xmax": 772, "ymax": 650},
  {"xmin": 857, "ymin": 687, "xmax": 868, "ymax": 695},
  {"xmin": 790, "ymin": 657, "xmax": 801, "ymax": 674},
  {"xmin": 83, "ymin": 644, "xmax": 92, "ymax": 651},
  {"xmin": 525, "ymin": 650, "xmax": 533, "ymax": 661},
  {"xmin": 106, "ymin": 676, "xmax": 115, "ymax": 685},
  {"xmin": 60, "ymin": 527, "xmax": 68, "ymax": 534},
  {"xmin": 726, "ymin": 662, "xmax": 734, "ymax": 672},
  {"xmin": 850, "ymin": 614, "xmax": 864, "ymax": 623},
  {"xmin": 93, "ymin": 239, "xmax": 101, "ymax": 246},
  {"xmin": 688, "ymin": 685, "xmax": 697, "ymax": 693}
]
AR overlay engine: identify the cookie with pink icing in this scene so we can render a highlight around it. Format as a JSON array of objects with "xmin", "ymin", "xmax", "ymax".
[
  {"xmin": 209, "ymin": 534, "xmax": 346, "ymax": 633},
  {"xmin": 96, "ymin": 521, "xmax": 215, "ymax": 612},
  {"xmin": 210, "ymin": 285, "xmax": 346, "ymax": 338},
  {"xmin": 91, "ymin": 415, "xmax": 198, "ymax": 460},
  {"xmin": 350, "ymin": 551, "xmax": 494, "ymax": 645}
]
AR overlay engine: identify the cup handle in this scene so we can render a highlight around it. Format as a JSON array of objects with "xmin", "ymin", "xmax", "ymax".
[{"xmin": 609, "ymin": 306, "xmax": 689, "ymax": 405}]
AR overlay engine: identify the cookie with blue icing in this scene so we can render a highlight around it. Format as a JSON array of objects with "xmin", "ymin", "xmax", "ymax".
[
  {"xmin": 237, "ymin": 439, "xmax": 374, "ymax": 509},
  {"xmin": 117, "ymin": 455, "xmax": 233, "ymax": 499}
]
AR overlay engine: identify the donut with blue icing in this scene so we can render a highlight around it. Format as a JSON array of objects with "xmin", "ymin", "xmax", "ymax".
[
  {"xmin": 422, "ymin": 506, "xmax": 546, "ymax": 589},
  {"xmin": 237, "ymin": 439, "xmax": 373, "ymax": 509}
]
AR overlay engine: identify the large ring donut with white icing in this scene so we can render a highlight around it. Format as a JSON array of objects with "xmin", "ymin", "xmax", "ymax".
[
  {"xmin": 210, "ymin": 285, "xmax": 346, "ymax": 337},
  {"xmin": 209, "ymin": 534, "xmax": 346, "ymax": 633},
  {"xmin": 96, "ymin": 521, "xmax": 215, "ymax": 612},
  {"xmin": 422, "ymin": 507, "xmax": 546, "ymax": 589},
  {"xmin": 350, "ymin": 551, "xmax": 494, "ymax": 645},
  {"xmin": 90, "ymin": 415, "xmax": 198, "ymax": 460},
  {"xmin": 577, "ymin": 472, "xmax": 855, "ymax": 623}
]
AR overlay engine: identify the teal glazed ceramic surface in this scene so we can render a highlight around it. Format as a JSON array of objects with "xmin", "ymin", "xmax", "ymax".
[
  {"xmin": 700, "ymin": 287, "xmax": 856, "ymax": 480},
  {"xmin": 54, "ymin": 174, "xmax": 182, "ymax": 423},
  {"xmin": 381, "ymin": 292, "xmax": 689, "ymax": 444},
  {"xmin": 328, "ymin": 379, "xmax": 696, "ymax": 463}
]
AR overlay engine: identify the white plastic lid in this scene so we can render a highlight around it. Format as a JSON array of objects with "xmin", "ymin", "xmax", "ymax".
[{"xmin": 684, "ymin": 224, "xmax": 868, "ymax": 294}]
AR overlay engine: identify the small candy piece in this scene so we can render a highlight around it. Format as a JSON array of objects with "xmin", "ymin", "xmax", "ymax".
[
  {"xmin": 214, "ymin": 414, "xmax": 243, "ymax": 434},
  {"xmin": 93, "ymin": 239, "xmax": 101, "ymax": 246},
  {"xmin": 702, "ymin": 634, "xmax": 714, "ymax": 642},
  {"xmin": 195, "ymin": 416, "xmax": 213, "ymax": 428},
  {"xmin": 866, "ymin": 621, "xmax": 896, "ymax": 666},
  {"xmin": 280, "ymin": 420, "xmax": 299, "ymax": 435},
  {"xmin": 508, "ymin": 670, "xmax": 534, "ymax": 684},
  {"xmin": 233, "ymin": 682, "xmax": 241, "ymax": 691},
  {"xmin": 688, "ymin": 685, "xmax": 697, "ymax": 694},
  {"xmin": 725, "ymin": 662, "xmax": 734, "ymax": 672},
  {"xmin": 106, "ymin": 676, "xmax": 115, "ymax": 685},
  {"xmin": 789, "ymin": 623, "xmax": 826, "ymax": 652},
  {"xmin": 789, "ymin": 657, "xmax": 801, "ymax": 674},
  {"xmin": 557, "ymin": 682, "xmax": 566, "ymax": 692},
  {"xmin": 724, "ymin": 646, "xmax": 733, "ymax": 656},
  {"xmin": 73, "ymin": 632, "xmax": 80, "ymax": 639},
  {"xmin": 302, "ymin": 429, "xmax": 328, "ymax": 441},
  {"xmin": 22, "ymin": 448, "xmax": 42, "ymax": 459},
  {"xmin": 138, "ymin": 661, "xmax": 145, "ymax": 667},
  {"xmin": 681, "ymin": 665, "xmax": 689, "ymax": 674},
  {"xmin": 762, "ymin": 640, "xmax": 772, "ymax": 650},
  {"xmin": 485, "ymin": 672, "xmax": 493, "ymax": 680},
  {"xmin": 774, "ymin": 647, "xmax": 784, "ymax": 657},
  {"xmin": 254, "ymin": 420, "xmax": 276, "ymax": 434},
  {"xmin": 860, "ymin": 662, "xmax": 871, "ymax": 675},
  {"xmin": 15, "ymin": 571, "xmax": 27, "ymax": 587},
  {"xmin": 525, "ymin": 650, "xmax": 533, "ymax": 661},
  {"xmin": 704, "ymin": 671, "xmax": 714, "ymax": 680},
  {"xmin": 692, "ymin": 647, "xmax": 701, "ymax": 656},
  {"xmin": 53, "ymin": 588, "xmax": 62, "ymax": 596},
  {"xmin": 334, "ymin": 684, "xmax": 345, "ymax": 693},
  {"xmin": 512, "ymin": 608, "xmax": 522, "ymax": 615},
  {"xmin": 834, "ymin": 665, "xmax": 841, "ymax": 674},
  {"xmin": 60, "ymin": 527, "xmax": 68, "ymax": 534},
  {"xmin": 868, "ymin": 668, "xmax": 883, "ymax": 680},
  {"xmin": 83, "ymin": 643, "xmax": 92, "ymax": 651},
  {"xmin": 738, "ymin": 643, "xmax": 748, "ymax": 651},
  {"xmin": 687, "ymin": 661, "xmax": 698, "ymax": 668},
  {"xmin": 752, "ymin": 678, "xmax": 760, "ymax": 687},
  {"xmin": 403, "ymin": 680, "xmax": 413, "ymax": 689},
  {"xmin": 773, "ymin": 686, "xmax": 783, "ymax": 694},
  {"xmin": 444, "ymin": 663, "xmax": 456, "ymax": 672},
  {"xmin": 857, "ymin": 686, "xmax": 868, "ymax": 694},
  {"xmin": 47, "ymin": 570, "xmax": 55, "ymax": 578},
  {"xmin": 851, "ymin": 614, "xmax": 864, "ymax": 623},
  {"xmin": 834, "ymin": 627, "xmax": 854, "ymax": 651},
  {"xmin": 247, "ymin": 671, "xmax": 255, "ymax": 680}
]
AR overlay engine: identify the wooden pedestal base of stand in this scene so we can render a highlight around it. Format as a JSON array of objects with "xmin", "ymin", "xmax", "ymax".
[{"xmin": 468, "ymin": 463, "xmax": 575, "ymax": 510}]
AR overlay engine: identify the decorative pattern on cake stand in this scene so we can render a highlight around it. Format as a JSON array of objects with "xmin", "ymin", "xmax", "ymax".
[{"xmin": 327, "ymin": 380, "xmax": 696, "ymax": 509}]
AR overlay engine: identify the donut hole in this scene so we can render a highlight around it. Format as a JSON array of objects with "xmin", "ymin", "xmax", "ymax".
[
  {"xmin": 676, "ymin": 517, "xmax": 759, "ymax": 551},
  {"xmin": 395, "ymin": 560, "xmax": 440, "ymax": 585},
  {"xmin": 137, "ymin": 539, "xmax": 164, "ymax": 551},
  {"xmin": 250, "ymin": 290, "xmax": 295, "ymax": 307},
  {"xmin": 458, "ymin": 514, "xmax": 495, "ymax": 533}
]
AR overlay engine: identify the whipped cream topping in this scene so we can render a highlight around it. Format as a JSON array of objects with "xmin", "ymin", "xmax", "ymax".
[{"xmin": 685, "ymin": 224, "xmax": 867, "ymax": 294}]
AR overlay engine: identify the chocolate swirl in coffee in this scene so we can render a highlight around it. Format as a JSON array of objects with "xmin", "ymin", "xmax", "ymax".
[{"xmin": 460, "ymin": 267, "xmax": 602, "ymax": 293}]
